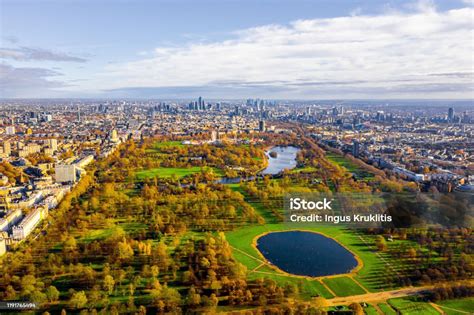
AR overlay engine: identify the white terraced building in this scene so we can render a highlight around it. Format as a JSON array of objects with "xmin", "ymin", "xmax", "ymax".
[
  {"xmin": 0, "ymin": 208, "xmax": 22, "ymax": 232},
  {"xmin": 12, "ymin": 206, "xmax": 48, "ymax": 240}
]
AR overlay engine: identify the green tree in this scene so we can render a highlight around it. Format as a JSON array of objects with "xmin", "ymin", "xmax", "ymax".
[
  {"xmin": 103, "ymin": 275, "xmax": 115, "ymax": 295},
  {"xmin": 45, "ymin": 286, "xmax": 60, "ymax": 302},
  {"xmin": 68, "ymin": 291, "xmax": 88, "ymax": 309},
  {"xmin": 20, "ymin": 275, "xmax": 37, "ymax": 295},
  {"xmin": 29, "ymin": 290, "xmax": 47, "ymax": 305}
]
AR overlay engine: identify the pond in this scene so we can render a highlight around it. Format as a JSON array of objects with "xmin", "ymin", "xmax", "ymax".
[
  {"xmin": 261, "ymin": 146, "xmax": 299, "ymax": 175},
  {"xmin": 215, "ymin": 145, "xmax": 300, "ymax": 184},
  {"xmin": 255, "ymin": 230, "xmax": 358, "ymax": 277}
]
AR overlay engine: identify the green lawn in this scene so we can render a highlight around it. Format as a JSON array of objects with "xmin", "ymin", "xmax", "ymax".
[
  {"xmin": 226, "ymin": 225, "xmax": 354, "ymax": 299},
  {"xmin": 152, "ymin": 140, "xmax": 185, "ymax": 149},
  {"xmin": 290, "ymin": 166, "xmax": 318, "ymax": 173},
  {"xmin": 225, "ymin": 220, "xmax": 395, "ymax": 300},
  {"xmin": 378, "ymin": 302, "xmax": 398, "ymax": 315},
  {"xmin": 322, "ymin": 276, "xmax": 366, "ymax": 297},
  {"xmin": 80, "ymin": 227, "xmax": 116, "ymax": 243},
  {"xmin": 365, "ymin": 304, "xmax": 380, "ymax": 315},
  {"xmin": 144, "ymin": 141, "xmax": 185, "ymax": 154},
  {"xmin": 326, "ymin": 153, "xmax": 374, "ymax": 180},
  {"xmin": 135, "ymin": 166, "xmax": 223, "ymax": 180},
  {"xmin": 230, "ymin": 185, "xmax": 278, "ymax": 223},
  {"xmin": 388, "ymin": 297, "xmax": 440, "ymax": 315},
  {"xmin": 121, "ymin": 221, "xmax": 148, "ymax": 233},
  {"xmin": 436, "ymin": 297, "xmax": 474, "ymax": 315}
]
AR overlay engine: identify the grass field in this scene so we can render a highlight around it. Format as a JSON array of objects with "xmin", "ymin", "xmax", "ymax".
[
  {"xmin": 222, "ymin": 163, "xmax": 414, "ymax": 301},
  {"xmin": 365, "ymin": 304, "xmax": 380, "ymax": 315},
  {"xmin": 326, "ymin": 153, "xmax": 374, "ymax": 180},
  {"xmin": 225, "ymin": 220, "xmax": 391, "ymax": 299},
  {"xmin": 377, "ymin": 302, "xmax": 398, "ymax": 315},
  {"xmin": 152, "ymin": 140, "xmax": 185, "ymax": 149},
  {"xmin": 135, "ymin": 166, "xmax": 223, "ymax": 180},
  {"xmin": 388, "ymin": 297, "xmax": 440, "ymax": 315},
  {"xmin": 290, "ymin": 166, "xmax": 318, "ymax": 173},
  {"xmin": 436, "ymin": 297, "xmax": 474, "ymax": 315},
  {"xmin": 81, "ymin": 227, "xmax": 116, "ymax": 243},
  {"xmin": 322, "ymin": 276, "xmax": 367, "ymax": 297}
]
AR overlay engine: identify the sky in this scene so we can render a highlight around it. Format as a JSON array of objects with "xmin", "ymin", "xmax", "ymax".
[{"xmin": 0, "ymin": 0, "xmax": 473, "ymax": 99}]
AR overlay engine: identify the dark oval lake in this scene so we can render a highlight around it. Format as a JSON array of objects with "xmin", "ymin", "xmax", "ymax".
[{"xmin": 256, "ymin": 231, "xmax": 358, "ymax": 277}]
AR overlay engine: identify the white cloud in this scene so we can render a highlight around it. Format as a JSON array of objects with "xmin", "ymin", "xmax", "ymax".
[
  {"xmin": 75, "ymin": 4, "xmax": 473, "ymax": 99},
  {"xmin": 406, "ymin": 0, "xmax": 437, "ymax": 13}
]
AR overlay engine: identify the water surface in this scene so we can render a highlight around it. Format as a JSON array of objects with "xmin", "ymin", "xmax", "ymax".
[
  {"xmin": 256, "ymin": 230, "xmax": 358, "ymax": 277},
  {"xmin": 261, "ymin": 146, "xmax": 299, "ymax": 175}
]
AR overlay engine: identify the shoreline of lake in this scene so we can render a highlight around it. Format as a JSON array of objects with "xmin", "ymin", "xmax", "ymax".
[{"xmin": 251, "ymin": 229, "xmax": 363, "ymax": 280}]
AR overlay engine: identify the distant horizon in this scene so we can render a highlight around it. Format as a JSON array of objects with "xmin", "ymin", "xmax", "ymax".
[{"xmin": 1, "ymin": 97, "xmax": 473, "ymax": 102}]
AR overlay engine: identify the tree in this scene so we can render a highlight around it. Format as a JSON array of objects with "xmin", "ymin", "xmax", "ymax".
[
  {"xmin": 349, "ymin": 303, "xmax": 364, "ymax": 315},
  {"xmin": 137, "ymin": 305, "xmax": 146, "ymax": 315},
  {"xmin": 186, "ymin": 286, "xmax": 201, "ymax": 307},
  {"xmin": 116, "ymin": 240, "xmax": 134, "ymax": 261},
  {"xmin": 29, "ymin": 290, "xmax": 47, "ymax": 305},
  {"xmin": 407, "ymin": 247, "xmax": 417, "ymax": 260},
  {"xmin": 63, "ymin": 236, "xmax": 77, "ymax": 252},
  {"xmin": 68, "ymin": 291, "xmax": 88, "ymax": 309},
  {"xmin": 128, "ymin": 283, "xmax": 136, "ymax": 296},
  {"xmin": 4, "ymin": 285, "xmax": 17, "ymax": 299},
  {"xmin": 103, "ymin": 275, "xmax": 115, "ymax": 295},
  {"xmin": 151, "ymin": 265, "xmax": 159, "ymax": 278},
  {"xmin": 375, "ymin": 235, "xmax": 387, "ymax": 251},
  {"xmin": 45, "ymin": 286, "xmax": 60, "ymax": 302},
  {"xmin": 312, "ymin": 297, "xmax": 328, "ymax": 309},
  {"xmin": 87, "ymin": 286, "xmax": 102, "ymax": 305},
  {"xmin": 209, "ymin": 293, "xmax": 219, "ymax": 307},
  {"xmin": 20, "ymin": 274, "xmax": 37, "ymax": 295}
]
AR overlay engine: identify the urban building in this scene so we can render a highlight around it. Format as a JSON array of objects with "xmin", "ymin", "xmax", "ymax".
[{"xmin": 55, "ymin": 164, "xmax": 77, "ymax": 183}]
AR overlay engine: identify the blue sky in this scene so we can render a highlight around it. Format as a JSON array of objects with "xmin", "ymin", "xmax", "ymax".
[{"xmin": 1, "ymin": 0, "xmax": 473, "ymax": 99}]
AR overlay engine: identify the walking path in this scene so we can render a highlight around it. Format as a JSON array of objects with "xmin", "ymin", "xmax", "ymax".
[
  {"xmin": 324, "ymin": 281, "xmax": 473, "ymax": 306},
  {"xmin": 432, "ymin": 303, "xmax": 471, "ymax": 314},
  {"xmin": 325, "ymin": 285, "xmax": 430, "ymax": 306},
  {"xmin": 230, "ymin": 245, "xmax": 265, "ymax": 265},
  {"xmin": 430, "ymin": 302, "xmax": 446, "ymax": 314}
]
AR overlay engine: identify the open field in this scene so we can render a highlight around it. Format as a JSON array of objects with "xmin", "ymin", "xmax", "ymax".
[
  {"xmin": 322, "ymin": 277, "xmax": 367, "ymax": 297},
  {"xmin": 326, "ymin": 153, "xmax": 374, "ymax": 180},
  {"xmin": 150, "ymin": 140, "xmax": 185, "ymax": 149},
  {"xmin": 377, "ymin": 302, "xmax": 398, "ymax": 315},
  {"xmin": 365, "ymin": 304, "xmax": 380, "ymax": 315},
  {"xmin": 290, "ymin": 166, "xmax": 318, "ymax": 173},
  {"xmin": 225, "ymin": 185, "xmax": 404, "ymax": 293},
  {"xmin": 436, "ymin": 297, "xmax": 474, "ymax": 315},
  {"xmin": 135, "ymin": 166, "xmax": 223, "ymax": 180},
  {"xmin": 388, "ymin": 297, "xmax": 440, "ymax": 315},
  {"xmin": 225, "ymin": 222, "xmax": 389, "ymax": 298}
]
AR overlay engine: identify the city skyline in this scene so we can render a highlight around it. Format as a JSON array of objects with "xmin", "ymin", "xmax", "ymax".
[{"xmin": 1, "ymin": 0, "xmax": 473, "ymax": 99}]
